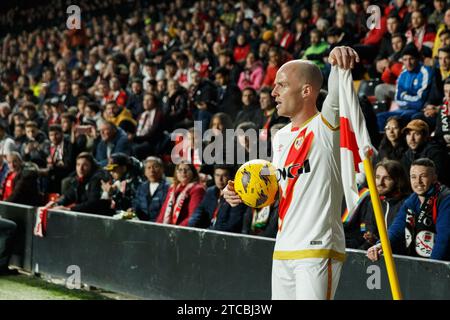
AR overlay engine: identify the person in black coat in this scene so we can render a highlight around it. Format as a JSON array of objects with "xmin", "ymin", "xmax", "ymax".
[
  {"xmin": 1, "ymin": 152, "xmax": 44, "ymax": 206},
  {"xmin": 241, "ymin": 200, "xmax": 279, "ymax": 238},
  {"xmin": 189, "ymin": 165, "xmax": 245, "ymax": 233},
  {"xmin": 41, "ymin": 124, "xmax": 76, "ymax": 194},
  {"xmin": 214, "ymin": 67, "xmax": 242, "ymax": 122},
  {"xmin": 401, "ymin": 119, "xmax": 449, "ymax": 186},
  {"xmin": 344, "ymin": 160, "xmax": 410, "ymax": 250},
  {"xmin": 375, "ymin": 116, "xmax": 408, "ymax": 164},
  {"xmin": 234, "ymin": 87, "xmax": 260, "ymax": 128},
  {"xmin": 132, "ymin": 93, "xmax": 166, "ymax": 160},
  {"xmin": 53, "ymin": 152, "xmax": 113, "ymax": 215}
]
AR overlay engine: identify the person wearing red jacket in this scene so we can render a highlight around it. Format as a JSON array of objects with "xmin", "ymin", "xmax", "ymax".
[
  {"xmin": 233, "ymin": 34, "xmax": 251, "ymax": 65},
  {"xmin": 156, "ymin": 162, "xmax": 206, "ymax": 226},
  {"xmin": 405, "ymin": 10, "xmax": 436, "ymax": 51}
]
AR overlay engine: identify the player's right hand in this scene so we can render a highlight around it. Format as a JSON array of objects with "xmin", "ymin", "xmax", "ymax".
[
  {"xmin": 367, "ymin": 244, "xmax": 383, "ymax": 262},
  {"xmin": 223, "ymin": 180, "xmax": 243, "ymax": 207}
]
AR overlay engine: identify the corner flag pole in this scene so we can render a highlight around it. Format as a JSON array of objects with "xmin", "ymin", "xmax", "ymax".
[{"xmin": 362, "ymin": 150, "xmax": 403, "ymax": 300}]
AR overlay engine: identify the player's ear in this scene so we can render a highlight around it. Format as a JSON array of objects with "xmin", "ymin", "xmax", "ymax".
[{"xmin": 301, "ymin": 84, "xmax": 312, "ymax": 98}]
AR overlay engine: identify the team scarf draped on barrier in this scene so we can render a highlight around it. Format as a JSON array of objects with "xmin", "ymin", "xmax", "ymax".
[
  {"xmin": 34, "ymin": 206, "xmax": 49, "ymax": 237},
  {"xmin": 338, "ymin": 69, "xmax": 376, "ymax": 221}
]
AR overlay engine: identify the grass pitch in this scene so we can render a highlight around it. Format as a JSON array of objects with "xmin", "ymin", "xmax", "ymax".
[{"xmin": 0, "ymin": 274, "xmax": 111, "ymax": 300}]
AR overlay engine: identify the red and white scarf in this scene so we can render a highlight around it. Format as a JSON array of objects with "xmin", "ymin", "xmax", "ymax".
[{"xmin": 162, "ymin": 182, "xmax": 196, "ymax": 224}]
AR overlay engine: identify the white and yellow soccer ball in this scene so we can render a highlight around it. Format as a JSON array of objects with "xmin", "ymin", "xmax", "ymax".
[{"xmin": 234, "ymin": 159, "xmax": 279, "ymax": 208}]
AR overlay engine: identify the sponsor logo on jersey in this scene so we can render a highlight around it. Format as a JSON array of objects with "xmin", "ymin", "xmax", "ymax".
[{"xmin": 276, "ymin": 159, "xmax": 311, "ymax": 181}]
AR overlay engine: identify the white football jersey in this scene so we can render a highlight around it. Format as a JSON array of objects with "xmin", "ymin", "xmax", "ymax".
[{"xmin": 271, "ymin": 112, "xmax": 346, "ymax": 262}]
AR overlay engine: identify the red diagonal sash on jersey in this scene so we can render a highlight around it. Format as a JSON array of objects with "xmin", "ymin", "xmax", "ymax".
[{"xmin": 278, "ymin": 128, "xmax": 314, "ymax": 231}]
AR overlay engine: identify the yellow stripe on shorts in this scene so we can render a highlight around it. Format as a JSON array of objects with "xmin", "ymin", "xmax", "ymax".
[{"xmin": 273, "ymin": 249, "xmax": 346, "ymax": 262}]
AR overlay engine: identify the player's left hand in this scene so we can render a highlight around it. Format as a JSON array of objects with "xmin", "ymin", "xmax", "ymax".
[{"xmin": 328, "ymin": 46, "xmax": 360, "ymax": 69}]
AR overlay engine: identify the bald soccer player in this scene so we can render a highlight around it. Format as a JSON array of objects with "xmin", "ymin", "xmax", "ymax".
[{"xmin": 224, "ymin": 46, "xmax": 360, "ymax": 300}]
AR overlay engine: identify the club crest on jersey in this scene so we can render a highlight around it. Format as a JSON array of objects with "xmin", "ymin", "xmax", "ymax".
[{"xmin": 294, "ymin": 136, "xmax": 303, "ymax": 150}]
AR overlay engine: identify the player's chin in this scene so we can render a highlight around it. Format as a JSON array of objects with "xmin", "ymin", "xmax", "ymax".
[{"xmin": 276, "ymin": 104, "xmax": 285, "ymax": 115}]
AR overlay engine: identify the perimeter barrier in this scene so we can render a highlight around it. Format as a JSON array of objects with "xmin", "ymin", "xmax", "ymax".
[{"xmin": 1, "ymin": 202, "xmax": 449, "ymax": 299}]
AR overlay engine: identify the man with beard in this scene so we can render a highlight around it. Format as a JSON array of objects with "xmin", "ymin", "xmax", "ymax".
[
  {"xmin": 368, "ymin": 158, "xmax": 450, "ymax": 261},
  {"xmin": 344, "ymin": 160, "xmax": 410, "ymax": 250}
]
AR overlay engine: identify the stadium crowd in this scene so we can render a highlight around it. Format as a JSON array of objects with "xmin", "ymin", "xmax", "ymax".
[{"xmin": 0, "ymin": 0, "xmax": 450, "ymax": 265}]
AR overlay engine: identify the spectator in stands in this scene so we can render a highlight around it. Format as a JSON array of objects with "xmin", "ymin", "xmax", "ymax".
[
  {"xmin": 13, "ymin": 124, "xmax": 27, "ymax": 151},
  {"xmin": 433, "ymin": 8, "xmax": 450, "ymax": 58},
  {"xmin": 255, "ymin": 88, "xmax": 288, "ymax": 144},
  {"xmin": 434, "ymin": 78, "xmax": 450, "ymax": 151},
  {"xmin": 132, "ymin": 156, "xmax": 170, "ymax": 221},
  {"xmin": 234, "ymin": 87, "xmax": 259, "ymax": 128},
  {"xmin": 61, "ymin": 112, "xmax": 77, "ymax": 137},
  {"xmin": 161, "ymin": 79, "xmax": 189, "ymax": 131},
  {"xmin": 401, "ymin": 119, "xmax": 449, "ymax": 186},
  {"xmin": 100, "ymin": 153, "xmax": 142, "ymax": 213},
  {"xmin": 94, "ymin": 121, "xmax": 131, "ymax": 166},
  {"xmin": 375, "ymin": 116, "xmax": 408, "ymax": 163},
  {"xmin": 156, "ymin": 162, "xmax": 205, "ymax": 226},
  {"xmin": 83, "ymin": 102, "xmax": 102, "ymax": 128},
  {"xmin": 189, "ymin": 165, "xmax": 245, "ymax": 232},
  {"xmin": 0, "ymin": 103, "xmax": 11, "ymax": 132},
  {"xmin": 175, "ymin": 53, "xmax": 194, "ymax": 90},
  {"xmin": 107, "ymin": 77, "xmax": 127, "ymax": 107},
  {"xmin": 237, "ymin": 52, "xmax": 264, "ymax": 92},
  {"xmin": 0, "ymin": 123, "xmax": 16, "ymax": 156},
  {"xmin": 53, "ymin": 152, "xmax": 112, "ymax": 214},
  {"xmin": 233, "ymin": 34, "xmax": 251, "ymax": 65},
  {"xmin": 0, "ymin": 216, "xmax": 17, "ymax": 275},
  {"xmin": 0, "ymin": 154, "xmax": 8, "ymax": 194},
  {"xmin": 374, "ymin": 33, "xmax": 406, "ymax": 103},
  {"xmin": 217, "ymin": 49, "xmax": 241, "ymax": 84},
  {"xmin": 422, "ymin": 46, "xmax": 450, "ymax": 125},
  {"xmin": 41, "ymin": 124, "xmax": 76, "ymax": 194},
  {"xmin": 1, "ymin": 152, "xmax": 43, "ymax": 206},
  {"xmin": 376, "ymin": 44, "xmax": 433, "ymax": 131},
  {"xmin": 235, "ymin": 121, "xmax": 259, "ymax": 165},
  {"xmin": 368, "ymin": 158, "xmax": 450, "ymax": 261},
  {"xmin": 46, "ymin": 98, "xmax": 64, "ymax": 128},
  {"xmin": 302, "ymin": 29, "xmax": 329, "ymax": 71},
  {"xmin": 262, "ymin": 47, "xmax": 283, "ymax": 89},
  {"xmin": 126, "ymin": 78, "xmax": 144, "ymax": 119},
  {"xmin": 22, "ymin": 103, "xmax": 44, "ymax": 128},
  {"xmin": 274, "ymin": 22, "xmax": 294, "ymax": 52},
  {"xmin": 406, "ymin": 10, "xmax": 436, "ymax": 53},
  {"xmin": 21, "ymin": 121, "xmax": 48, "ymax": 167},
  {"xmin": 293, "ymin": 18, "xmax": 310, "ymax": 58},
  {"xmin": 241, "ymin": 199, "xmax": 279, "ymax": 238},
  {"xmin": 375, "ymin": 14, "xmax": 402, "ymax": 65},
  {"xmin": 104, "ymin": 101, "xmax": 136, "ymax": 128},
  {"xmin": 214, "ymin": 67, "xmax": 242, "ymax": 121},
  {"xmin": 345, "ymin": 160, "xmax": 410, "ymax": 250},
  {"xmin": 428, "ymin": 0, "xmax": 446, "ymax": 28},
  {"xmin": 132, "ymin": 93, "xmax": 165, "ymax": 160}
]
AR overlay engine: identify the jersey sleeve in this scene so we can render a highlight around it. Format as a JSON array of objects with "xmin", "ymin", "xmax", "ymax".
[{"xmin": 321, "ymin": 66, "xmax": 339, "ymax": 129}]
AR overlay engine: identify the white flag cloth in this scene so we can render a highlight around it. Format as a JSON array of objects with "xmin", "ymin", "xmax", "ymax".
[{"xmin": 338, "ymin": 69, "xmax": 376, "ymax": 217}]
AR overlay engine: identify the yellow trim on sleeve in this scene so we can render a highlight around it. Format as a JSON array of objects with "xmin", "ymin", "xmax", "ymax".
[
  {"xmin": 273, "ymin": 249, "xmax": 346, "ymax": 262},
  {"xmin": 320, "ymin": 114, "xmax": 340, "ymax": 131}
]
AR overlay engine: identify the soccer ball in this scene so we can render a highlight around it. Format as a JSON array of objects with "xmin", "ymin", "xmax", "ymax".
[{"xmin": 234, "ymin": 159, "xmax": 279, "ymax": 208}]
